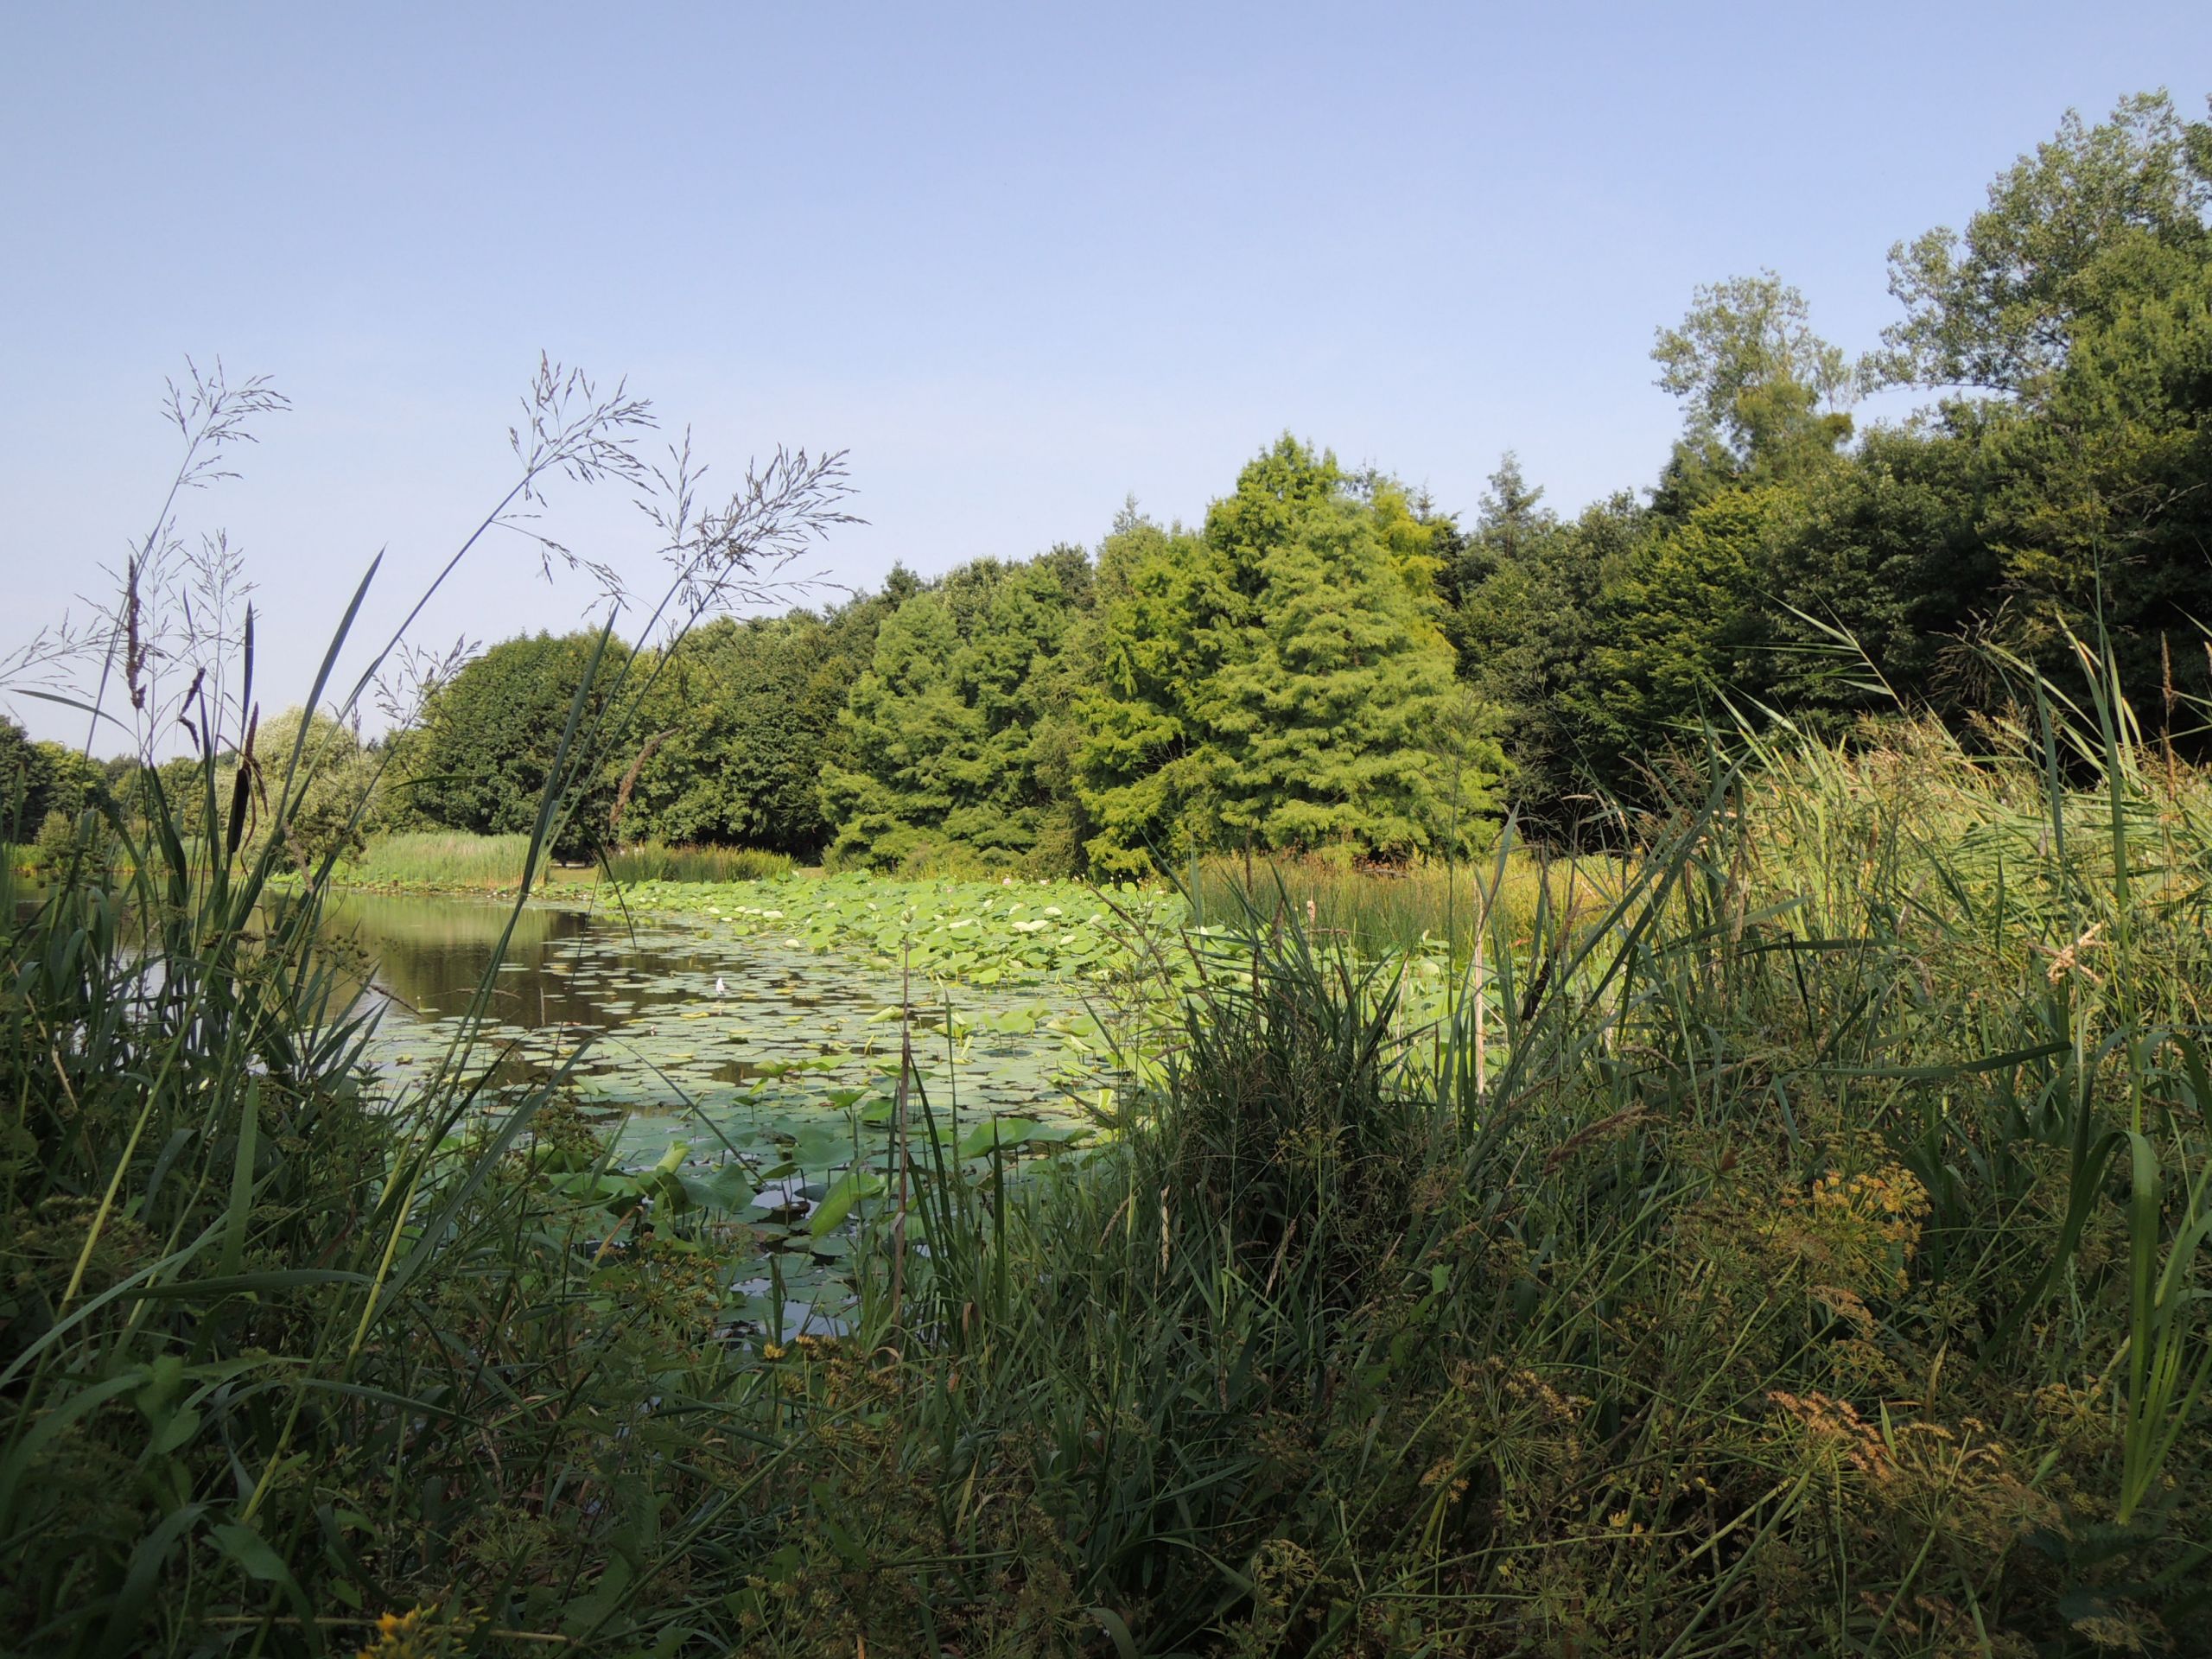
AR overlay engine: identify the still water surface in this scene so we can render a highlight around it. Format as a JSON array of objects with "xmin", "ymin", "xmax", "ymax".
[{"xmin": 333, "ymin": 891, "xmax": 1103, "ymax": 1159}]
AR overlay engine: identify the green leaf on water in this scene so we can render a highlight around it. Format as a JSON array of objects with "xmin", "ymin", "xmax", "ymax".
[
  {"xmin": 958, "ymin": 1117, "xmax": 1039, "ymax": 1158},
  {"xmin": 810, "ymin": 1170, "xmax": 887, "ymax": 1235},
  {"xmin": 674, "ymin": 1161, "xmax": 753, "ymax": 1214}
]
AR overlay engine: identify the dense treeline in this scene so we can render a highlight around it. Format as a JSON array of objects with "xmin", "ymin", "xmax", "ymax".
[
  {"xmin": 1457, "ymin": 91, "xmax": 2212, "ymax": 830},
  {"xmin": 43, "ymin": 92, "xmax": 2202, "ymax": 879},
  {"xmin": 391, "ymin": 438, "xmax": 1491, "ymax": 874},
  {"xmin": 0, "ymin": 718, "xmax": 108, "ymax": 844}
]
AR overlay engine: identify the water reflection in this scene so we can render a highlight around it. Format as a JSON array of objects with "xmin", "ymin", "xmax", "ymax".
[
  {"xmin": 331, "ymin": 891, "xmax": 701, "ymax": 1028},
  {"xmin": 329, "ymin": 891, "xmax": 1101, "ymax": 1149}
]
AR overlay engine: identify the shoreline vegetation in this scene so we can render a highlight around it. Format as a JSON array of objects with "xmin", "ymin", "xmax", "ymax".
[
  {"xmin": 3, "ymin": 88, "xmax": 2209, "ymax": 1658},
  {"xmin": 7, "ymin": 706, "xmax": 2211, "ymax": 1655}
]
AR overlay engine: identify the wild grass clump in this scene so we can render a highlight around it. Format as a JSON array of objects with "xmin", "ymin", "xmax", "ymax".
[
  {"xmin": 604, "ymin": 840, "xmax": 793, "ymax": 884},
  {"xmin": 766, "ymin": 682, "xmax": 2209, "ymax": 1655},
  {"xmin": 1190, "ymin": 846, "xmax": 1628, "ymax": 961},
  {"xmin": 337, "ymin": 830, "xmax": 547, "ymax": 888}
]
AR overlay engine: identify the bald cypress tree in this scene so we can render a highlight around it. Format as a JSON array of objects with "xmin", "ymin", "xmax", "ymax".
[{"xmin": 1077, "ymin": 438, "xmax": 1496, "ymax": 871}]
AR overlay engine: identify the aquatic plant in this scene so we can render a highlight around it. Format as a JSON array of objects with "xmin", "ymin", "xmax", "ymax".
[{"xmin": 602, "ymin": 841, "xmax": 794, "ymax": 884}]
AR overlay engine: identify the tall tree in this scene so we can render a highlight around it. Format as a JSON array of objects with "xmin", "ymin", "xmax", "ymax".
[
  {"xmin": 1972, "ymin": 254, "xmax": 2212, "ymax": 709},
  {"xmin": 820, "ymin": 551, "xmax": 1090, "ymax": 872},
  {"xmin": 1071, "ymin": 506, "xmax": 1237, "ymax": 876},
  {"xmin": 1078, "ymin": 439, "xmax": 1494, "ymax": 869},
  {"xmin": 1454, "ymin": 490, "xmax": 1642, "ymax": 827},
  {"xmin": 1651, "ymin": 270, "xmax": 1860, "ymax": 497},
  {"xmin": 0, "ymin": 718, "xmax": 35, "ymax": 840},
  {"xmin": 1881, "ymin": 92, "xmax": 2212, "ymax": 397},
  {"xmin": 408, "ymin": 631, "xmax": 633, "ymax": 858}
]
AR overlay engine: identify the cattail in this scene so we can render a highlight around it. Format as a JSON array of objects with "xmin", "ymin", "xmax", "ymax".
[{"xmin": 226, "ymin": 704, "xmax": 259, "ymax": 856}]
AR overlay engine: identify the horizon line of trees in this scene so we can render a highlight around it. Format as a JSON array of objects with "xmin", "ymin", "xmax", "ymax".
[{"xmin": 14, "ymin": 90, "xmax": 2211, "ymax": 877}]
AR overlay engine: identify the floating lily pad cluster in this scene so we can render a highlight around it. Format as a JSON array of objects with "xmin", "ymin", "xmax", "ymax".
[
  {"xmin": 609, "ymin": 871, "xmax": 1188, "ymax": 987},
  {"xmin": 338, "ymin": 883, "xmax": 1156, "ymax": 1332}
]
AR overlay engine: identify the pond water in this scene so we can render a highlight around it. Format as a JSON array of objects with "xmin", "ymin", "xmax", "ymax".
[{"xmin": 333, "ymin": 890, "xmax": 1114, "ymax": 1162}]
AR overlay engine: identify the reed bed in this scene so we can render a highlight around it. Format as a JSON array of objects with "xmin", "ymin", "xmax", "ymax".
[
  {"xmin": 1190, "ymin": 844, "xmax": 1632, "ymax": 961},
  {"xmin": 331, "ymin": 831, "xmax": 794, "ymax": 891},
  {"xmin": 601, "ymin": 841, "xmax": 795, "ymax": 884},
  {"xmin": 336, "ymin": 830, "xmax": 570, "ymax": 890}
]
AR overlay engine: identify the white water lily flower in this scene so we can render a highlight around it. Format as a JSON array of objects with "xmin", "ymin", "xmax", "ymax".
[
  {"xmin": 763, "ymin": 910, "xmax": 785, "ymax": 920},
  {"xmin": 1042, "ymin": 906, "xmax": 1064, "ymax": 917}
]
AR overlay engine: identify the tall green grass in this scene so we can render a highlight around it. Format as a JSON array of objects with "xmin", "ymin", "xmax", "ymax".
[
  {"xmin": 334, "ymin": 830, "xmax": 552, "ymax": 888},
  {"xmin": 798, "ymin": 699, "xmax": 2207, "ymax": 1655},
  {"xmin": 602, "ymin": 841, "xmax": 794, "ymax": 884},
  {"xmin": 2, "ymin": 361, "xmax": 864, "ymax": 1657},
  {"xmin": 1190, "ymin": 845, "xmax": 1630, "ymax": 961},
  {"xmin": 332, "ymin": 832, "xmax": 794, "ymax": 890},
  {"xmin": 9, "ymin": 690, "xmax": 2211, "ymax": 1652}
]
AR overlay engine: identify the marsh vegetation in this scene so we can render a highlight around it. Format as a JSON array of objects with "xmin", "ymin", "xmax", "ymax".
[{"xmin": 3, "ymin": 88, "xmax": 2210, "ymax": 1659}]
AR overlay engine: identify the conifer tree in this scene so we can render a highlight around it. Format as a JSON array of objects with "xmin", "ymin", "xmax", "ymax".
[
  {"xmin": 819, "ymin": 552, "xmax": 1087, "ymax": 872},
  {"xmin": 1077, "ymin": 439, "xmax": 1495, "ymax": 870}
]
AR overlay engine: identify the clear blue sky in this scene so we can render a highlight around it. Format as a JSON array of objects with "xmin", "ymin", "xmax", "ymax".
[{"xmin": 3, "ymin": 2, "xmax": 2207, "ymax": 745}]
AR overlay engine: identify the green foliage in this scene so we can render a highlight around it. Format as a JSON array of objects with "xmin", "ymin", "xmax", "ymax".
[
  {"xmin": 1078, "ymin": 440, "xmax": 1495, "ymax": 874},
  {"xmin": 28, "ymin": 808, "xmax": 92, "ymax": 876},
  {"xmin": 407, "ymin": 630, "xmax": 635, "ymax": 859},
  {"xmin": 613, "ymin": 596, "xmax": 889, "ymax": 855},
  {"xmin": 601, "ymin": 841, "xmax": 793, "ymax": 883},
  {"xmin": 0, "ymin": 719, "xmax": 31, "ymax": 840},
  {"xmin": 1211, "ymin": 458, "xmax": 1484, "ymax": 856},
  {"xmin": 0, "ymin": 721, "xmax": 108, "ymax": 843},
  {"xmin": 23, "ymin": 83, "xmax": 2212, "ymax": 1656},
  {"xmin": 821, "ymin": 550, "xmax": 1091, "ymax": 873},
  {"xmin": 1452, "ymin": 481, "xmax": 1635, "ymax": 827},
  {"xmin": 1067, "ymin": 506, "xmax": 1236, "ymax": 875},
  {"xmin": 1577, "ymin": 483, "xmax": 1803, "ymax": 770},
  {"xmin": 1652, "ymin": 268, "xmax": 1860, "ymax": 482},
  {"xmin": 1974, "ymin": 252, "xmax": 2212, "ymax": 702},
  {"xmin": 251, "ymin": 705, "xmax": 388, "ymax": 870},
  {"xmin": 1882, "ymin": 90, "xmax": 2212, "ymax": 396},
  {"xmin": 1459, "ymin": 92, "xmax": 2212, "ymax": 825},
  {"xmin": 790, "ymin": 698, "xmax": 2212, "ymax": 1654},
  {"xmin": 335, "ymin": 830, "xmax": 543, "ymax": 887}
]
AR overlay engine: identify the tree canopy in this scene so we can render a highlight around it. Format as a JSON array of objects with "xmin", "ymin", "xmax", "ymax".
[{"xmin": 349, "ymin": 89, "xmax": 2212, "ymax": 865}]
